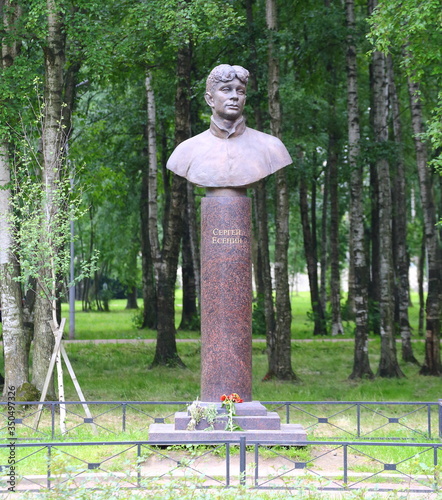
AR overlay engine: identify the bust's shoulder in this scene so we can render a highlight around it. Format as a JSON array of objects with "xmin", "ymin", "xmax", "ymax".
[
  {"xmin": 242, "ymin": 127, "xmax": 292, "ymax": 172},
  {"xmin": 174, "ymin": 130, "xmax": 212, "ymax": 150},
  {"xmin": 167, "ymin": 130, "xmax": 212, "ymax": 175},
  {"xmin": 244, "ymin": 126, "xmax": 284, "ymax": 146}
]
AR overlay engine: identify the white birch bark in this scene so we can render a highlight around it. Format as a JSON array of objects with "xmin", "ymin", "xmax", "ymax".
[
  {"xmin": 145, "ymin": 71, "xmax": 160, "ymax": 277},
  {"xmin": 32, "ymin": 0, "xmax": 66, "ymax": 394},
  {"xmin": 0, "ymin": 144, "xmax": 29, "ymax": 395},
  {"xmin": 371, "ymin": 26, "xmax": 403, "ymax": 377},
  {"xmin": 265, "ymin": 0, "xmax": 296, "ymax": 379},
  {"xmin": 407, "ymin": 76, "xmax": 441, "ymax": 375},
  {"xmin": 387, "ymin": 56, "xmax": 416, "ymax": 364},
  {"xmin": 1, "ymin": 0, "xmax": 30, "ymax": 396},
  {"xmin": 346, "ymin": 0, "xmax": 373, "ymax": 379}
]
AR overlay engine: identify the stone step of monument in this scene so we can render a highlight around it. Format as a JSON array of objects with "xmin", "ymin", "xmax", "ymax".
[
  {"xmin": 148, "ymin": 423, "xmax": 307, "ymax": 444},
  {"xmin": 174, "ymin": 411, "xmax": 281, "ymax": 431},
  {"xmin": 195, "ymin": 401, "xmax": 269, "ymax": 417}
]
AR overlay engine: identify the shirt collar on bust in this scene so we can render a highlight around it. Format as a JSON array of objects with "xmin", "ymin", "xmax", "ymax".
[{"xmin": 210, "ymin": 116, "xmax": 246, "ymax": 139}]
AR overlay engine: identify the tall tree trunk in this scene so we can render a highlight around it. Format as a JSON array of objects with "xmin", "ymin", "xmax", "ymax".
[
  {"xmin": 139, "ymin": 199, "xmax": 157, "ymax": 327},
  {"xmin": 319, "ymin": 165, "xmax": 329, "ymax": 313},
  {"xmin": 328, "ymin": 131, "xmax": 344, "ymax": 336},
  {"xmin": 246, "ymin": 0, "xmax": 276, "ymax": 346},
  {"xmin": 369, "ymin": 154, "xmax": 381, "ymax": 335},
  {"xmin": 371, "ymin": 30, "xmax": 403, "ymax": 377},
  {"xmin": 149, "ymin": 47, "xmax": 190, "ymax": 367},
  {"xmin": 265, "ymin": 0, "xmax": 297, "ymax": 380},
  {"xmin": 408, "ymin": 77, "xmax": 442, "ymax": 375},
  {"xmin": 253, "ymin": 181, "xmax": 276, "ymax": 348},
  {"xmin": 417, "ymin": 231, "xmax": 425, "ymax": 337},
  {"xmin": 186, "ymin": 181, "xmax": 200, "ymax": 314},
  {"xmin": 151, "ymin": 172, "xmax": 186, "ymax": 367},
  {"xmin": 387, "ymin": 56, "xmax": 417, "ymax": 364},
  {"xmin": 368, "ymin": 58, "xmax": 381, "ymax": 336},
  {"xmin": 176, "ymin": 44, "xmax": 199, "ymax": 331},
  {"xmin": 140, "ymin": 121, "xmax": 157, "ymax": 329},
  {"xmin": 345, "ymin": 0, "xmax": 373, "ymax": 379},
  {"xmin": 323, "ymin": 0, "xmax": 343, "ymax": 337},
  {"xmin": 125, "ymin": 286, "xmax": 138, "ymax": 310},
  {"xmin": 0, "ymin": 143, "xmax": 30, "ymax": 396},
  {"xmin": 299, "ymin": 172, "xmax": 327, "ymax": 336},
  {"xmin": 179, "ymin": 215, "xmax": 199, "ymax": 330},
  {"xmin": 0, "ymin": 0, "xmax": 31, "ymax": 396},
  {"xmin": 32, "ymin": 0, "xmax": 67, "ymax": 395}
]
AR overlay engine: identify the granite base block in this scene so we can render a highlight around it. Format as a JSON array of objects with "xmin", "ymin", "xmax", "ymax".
[
  {"xmin": 188, "ymin": 401, "xmax": 268, "ymax": 416},
  {"xmin": 147, "ymin": 400, "xmax": 307, "ymax": 444},
  {"xmin": 148, "ymin": 423, "xmax": 307, "ymax": 444},
  {"xmin": 174, "ymin": 411, "xmax": 282, "ymax": 431}
]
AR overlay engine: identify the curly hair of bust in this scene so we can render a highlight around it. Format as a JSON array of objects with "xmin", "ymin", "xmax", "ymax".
[{"xmin": 206, "ymin": 64, "xmax": 249, "ymax": 94}]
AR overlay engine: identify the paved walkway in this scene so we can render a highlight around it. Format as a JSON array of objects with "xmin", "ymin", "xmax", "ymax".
[
  {"xmin": 60, "ymin": 337, "xmax": 426, "ymax": 344},
  {"xmin": 0, "ymin": 337, "xmax": 428, "ymax": 346}
]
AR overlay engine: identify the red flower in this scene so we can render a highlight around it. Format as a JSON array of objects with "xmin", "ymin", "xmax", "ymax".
[{"xmin": 220, "ymin": 393, "xmax": 243, "ymax": 403}]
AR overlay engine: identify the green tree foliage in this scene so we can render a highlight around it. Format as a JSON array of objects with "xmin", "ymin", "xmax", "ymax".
[{"xmin": 368, "ymin": 0, "xmax": 442, "ymax": 170}]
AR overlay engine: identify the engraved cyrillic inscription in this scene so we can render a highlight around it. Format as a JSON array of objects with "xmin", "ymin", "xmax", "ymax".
[{"xmin": 211, "ymin": 228, "xmax": 247, "ymax": 244}]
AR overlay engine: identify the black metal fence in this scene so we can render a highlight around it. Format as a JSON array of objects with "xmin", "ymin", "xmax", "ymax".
[
  {"xmin": 1, "ymin": 400, "xmax": 441, "ymax": 494},
  {"xmin": 0, "ymin": 400, "xmax": 441, "ymax": 441},
  {"xmin": 1, "ymin": 437, "xmax": 441, "ymax": 494}
]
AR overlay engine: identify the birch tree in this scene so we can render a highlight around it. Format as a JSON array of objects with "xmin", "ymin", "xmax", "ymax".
[
  {"xmin": 387, "ymin": 55, "xmax": 416, "ymax": 364},
  {"xmin": 369, "ymin": 0, "xmax": 442, "ymax": 375},
  {"xmin": 408, "ymin": 78, "xmax": 441, "ymax": 375},
  {"xmin": 31, "ymin": 0, "xmax": 68, "ymax": 395},
  {"xmin": 264, "ymin": 0, "xmax": 297, "ymax": 380},
  {"xmin": 0, "ymin": 0, "xmax": 31, "ymax": 396},
  {"xmin": 0, "ymin": 144, "xmax": 30, "ymax": 395},
  {"xmin": 145, "ymin": 70, "xmax": 186, "ymax": 367},
  {"xmin": 370, "ymin": 0, "xmax": 403, "ymax": 377},
  {"xmin": 345, "ymin": 0, "xmax": 373, "ymax": 379}
]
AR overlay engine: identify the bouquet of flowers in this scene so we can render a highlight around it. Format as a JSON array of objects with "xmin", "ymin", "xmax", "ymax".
[{"xmin": 220, "ymin": 393, "xmax": 243, "ymax": 431}]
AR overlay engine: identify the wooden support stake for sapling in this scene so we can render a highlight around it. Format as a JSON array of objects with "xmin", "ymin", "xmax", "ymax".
[
  {"xmin": 56, "ymin": 346, "xmax": 67, "ymax": 434},
  {"xmin": 59, "ymin": 343, "xmax": 97, "ymax": 435},
  {"xmin": 33, "ymin": 319, "xmax": 66, "ymax": 430},
  {"xmin": 33, "ymin": 319, "xmax": 97, "ymax": 435}
]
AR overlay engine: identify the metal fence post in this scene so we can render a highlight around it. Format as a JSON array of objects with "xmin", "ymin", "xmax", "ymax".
[
  {"xmin": 226, "ymin": 443, "xmax": 230, "ymax": 486},
  {"xmin": 122, "ymin": 404, "xmax": 127, "ymax": 432},
  {"xmin": 47, "ymin": 445, "xmax": 51, "ymax": 490},
  {"xmin": 51, "ymin": 404, "xmax": 55, "ymax": 439},
  {"xmin": 239, "ymin": 436, "xmax": 246, "ymax": 485},
  {"xmin": 357, "ymin": 403, "xmax": 361, "ymax": 438},
  {"xmin": 137, "ymin": 443, "xmax": 141, "ymax": 487},
  {"xmin": 439, "ymin": 400, "xmax": 442, "ymax": 439},
  {"xmin": 343, "ymin": 444, "xmax": 348, "ymax": 485},
  {"xmin": 428, "ymin": 403, "xmax": 432, "ymax": 438}
]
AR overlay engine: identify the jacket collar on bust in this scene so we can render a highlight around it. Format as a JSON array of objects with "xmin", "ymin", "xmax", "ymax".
[{"xmin": 210, "ymin": 116, "xmax": 246, "ymax": 139}]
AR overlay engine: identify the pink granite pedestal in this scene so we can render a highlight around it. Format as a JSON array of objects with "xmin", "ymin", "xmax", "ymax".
[
  {"xmin": 148, "ymin": 188, "xmax": 306, "ymax": 444},
  {"xmin": 200, "ymin": 188, "xmax": 252, "ymax": 402}
]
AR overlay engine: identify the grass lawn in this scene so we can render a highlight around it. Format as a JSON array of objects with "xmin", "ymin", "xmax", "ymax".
[
  {"xmin": 0, "ymin": 292, "xmax": 434, "ymax": 402},
  {"xmin": 54, "ymin": 340, "xmax": 438, "ymax": 403},
  {"xmin": 57, "ymin": 291, "xmax": 424, "ymax": 341}
]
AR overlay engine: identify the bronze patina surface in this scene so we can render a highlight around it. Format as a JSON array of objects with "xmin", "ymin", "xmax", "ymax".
[{"xmin": 166, "ymin": 64, "xmax": 292, "ymax": 188}]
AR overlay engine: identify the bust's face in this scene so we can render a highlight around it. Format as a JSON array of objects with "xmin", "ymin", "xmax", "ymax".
[{"xmin": 205, "ymin": 77, "xmax": 247, "ymax": 122}]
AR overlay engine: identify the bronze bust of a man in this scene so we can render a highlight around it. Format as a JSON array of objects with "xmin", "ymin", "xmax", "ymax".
[{"xmin": 166, "ymin": 64, "xmax": 292, "ymax": 188}]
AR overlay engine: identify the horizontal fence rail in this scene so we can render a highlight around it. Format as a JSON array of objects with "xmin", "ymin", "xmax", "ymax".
[
  {"xmin": 1, "ymin": 400, "xmax": 441, "ymax": 441},
  {"xmin": 0, "ymin": 438, "xmax": 441, "ymax": 494}
]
